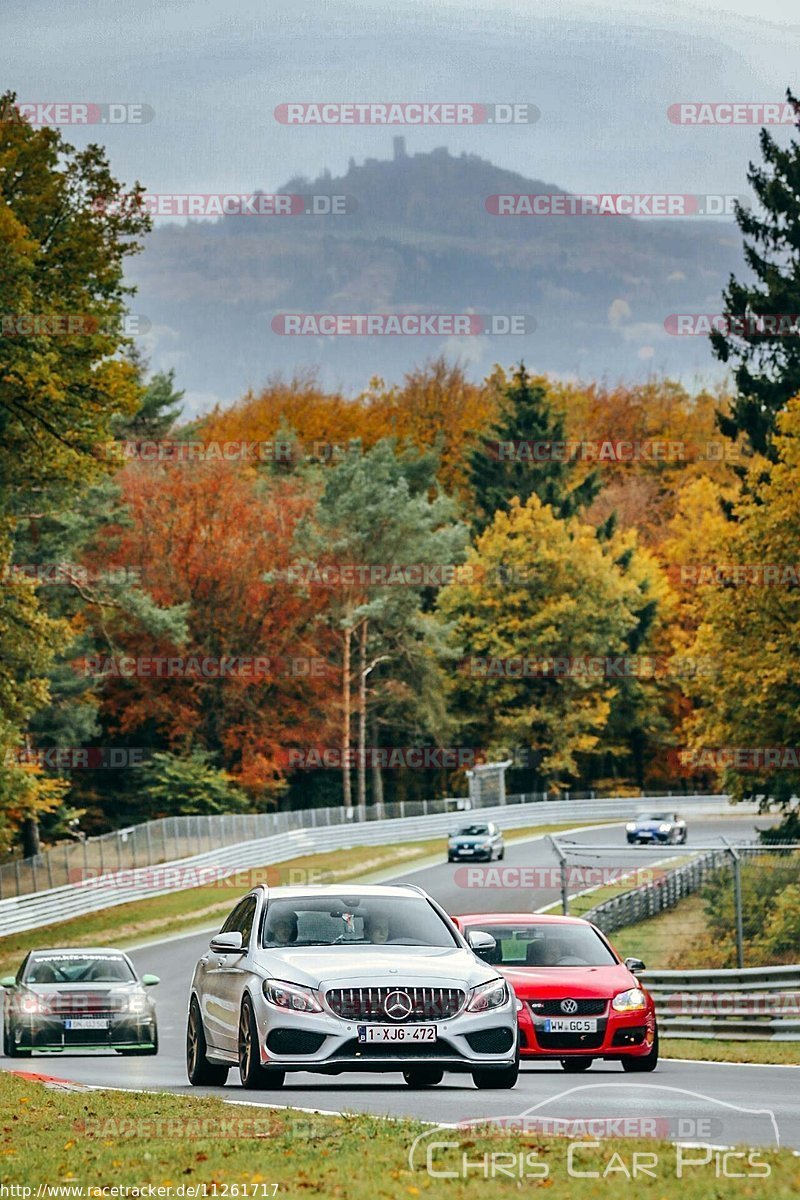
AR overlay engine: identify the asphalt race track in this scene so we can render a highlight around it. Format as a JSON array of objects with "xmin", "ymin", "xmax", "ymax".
[{"xmin": 3, "ymin": 815, "xmax": 798, "ymax": 1150}]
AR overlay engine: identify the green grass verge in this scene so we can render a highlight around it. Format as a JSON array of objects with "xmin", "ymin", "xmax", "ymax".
[
  {"xmin": 606, "ymin": 893, "xmax": 708, "ymax": 967},
  {"xmin": 2, "ymin": 1073, "xmax": 798, "ymax": 1197},
  {"xmin": 663, "ymin": 1038, "xmax": 800, "ymax": 1065},
  {"xmin": 0, "ymin": 821, "xmax": 592, "ymax": 978}
]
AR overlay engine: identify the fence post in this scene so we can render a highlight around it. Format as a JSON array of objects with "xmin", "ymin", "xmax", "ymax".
[
  {"xmin": 548, "ymin": 836, "xmax": 569, "ymax": 915},
  {"xmin": 722, "ymin": 839, "xmax": 745, "ymax": 969}
]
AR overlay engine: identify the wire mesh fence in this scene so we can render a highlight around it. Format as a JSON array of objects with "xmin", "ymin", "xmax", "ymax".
[{"xmin": 553, "ymin": 840, "xmax": 800, "ymax": 970}]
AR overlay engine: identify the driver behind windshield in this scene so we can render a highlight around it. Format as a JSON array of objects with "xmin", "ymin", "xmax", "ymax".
[
  {"xmin": 363, "ymin": 912, "xmax": 391, "ymax": 944},
  {"xmin": 265, "ymin": 911, "xmax": 298, "ymax": 946}
]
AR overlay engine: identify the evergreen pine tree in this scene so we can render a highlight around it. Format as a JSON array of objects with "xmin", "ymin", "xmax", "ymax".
[
  {"xmin": 711, "ymin": 89, "xmax": 800, "ymax": 458},
  {"xmin": 468, "ymin": 365, "xmax": 600, "ymax": 534}
]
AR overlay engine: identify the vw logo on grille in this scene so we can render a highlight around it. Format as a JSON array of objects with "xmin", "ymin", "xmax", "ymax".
[
  {"xmin": 560, "ymin": 997, "xmax": 579, "ymax": 1014},
  {"xmin": 384, "ymin": 990, "xmax": 413, "ymax": 1020}
]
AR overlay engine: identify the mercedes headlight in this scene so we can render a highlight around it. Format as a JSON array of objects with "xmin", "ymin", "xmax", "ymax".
[
  {"xmin": 467, "ymin": 978, "xmax": 509, "ymax": 1012},
  {"xmin": 263, "ymin": 979, "xmax": 322, "ymax": 1013},
  {"xmin": 612, "ymin": 987, "xmax": 647, "ymax": 1012}
]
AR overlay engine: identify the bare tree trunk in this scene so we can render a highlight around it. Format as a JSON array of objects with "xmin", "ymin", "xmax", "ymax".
[
  {"xmin": 371, "ymin": 722, "xmax": 384, "ymax": 811},
  {"xmin": 21, "ymin": 816, "xmax": 41, "ymax": 859},
  {"xmin": 342, "ymin": 625, "xmax": 352, "ymax": 810},
  {"xmin": 357, "ymin": 620, "xmax": 368, "ymax": 809}
]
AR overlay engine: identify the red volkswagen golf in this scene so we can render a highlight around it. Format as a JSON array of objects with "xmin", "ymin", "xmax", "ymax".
[{"xmin": 452, "ymin": 913, "xmax": 658, "ymax": 1072}]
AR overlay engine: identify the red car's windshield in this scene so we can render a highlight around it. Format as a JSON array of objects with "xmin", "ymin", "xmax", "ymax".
[{"xmin": 462, "ymin": 923, "xmax": 617, "ymax": 967}]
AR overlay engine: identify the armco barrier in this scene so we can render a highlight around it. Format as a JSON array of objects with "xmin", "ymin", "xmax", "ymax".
[
  {"xmin": 583, "ymin": 848, "xmax": 735, "ymax": 934},
  {"xmin": 0, "ymin": 794, "xmax": 737, "ymax": 937},
  {"xmin": 642, "ymin": 964, "xmax": 800, "ymax": 1041},
  {"xmin": 0, "ymin": 787, "xmax": 719, "ymax": 900}
]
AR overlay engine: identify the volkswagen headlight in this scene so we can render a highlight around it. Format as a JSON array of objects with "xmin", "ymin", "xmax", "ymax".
[
  {"xmin": 612, "ymin": 987, "xmax": 647, "ymax": 1012},
  {"xmin": 467, "ymin": 978, "xmax": 509, "ymax": 1012},
  {"xmin": 263, "ymin": 979, "xmax": 322, "ymax": 1013}
]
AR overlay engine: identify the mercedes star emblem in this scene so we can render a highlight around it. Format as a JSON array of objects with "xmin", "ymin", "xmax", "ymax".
[{"xmin": 384, "ymin": 989, "xmax": 414, "ymax": 1020}]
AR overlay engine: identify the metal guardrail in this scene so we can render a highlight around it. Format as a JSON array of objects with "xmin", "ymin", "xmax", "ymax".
[
  {"xmin": 0, "ymin": 789, "xmax": 726, "ymax": 901},
  {"xmin": 582, "ymin": 848, "xmax": 737, "ymax": 934},
  {"xmin": 0, "ymin": 794, "xmax": 737, "ymax": 937},
  {"xmin": 643, "ymin": 964, "xmax": 800, "ymax": 1041}
]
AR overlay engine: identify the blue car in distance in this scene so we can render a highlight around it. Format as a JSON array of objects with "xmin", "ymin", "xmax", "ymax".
[{"xmin": 626, "ymin": 812, "xmax": 687, "ymax": 845}]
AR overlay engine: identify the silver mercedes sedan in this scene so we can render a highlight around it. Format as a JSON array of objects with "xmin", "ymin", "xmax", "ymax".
[{"xmin": 187, "ymin": 883, "xmax": 519, "ymax": 1090}]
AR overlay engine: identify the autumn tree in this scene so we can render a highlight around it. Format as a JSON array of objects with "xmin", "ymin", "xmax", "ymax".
[
  {"xmin": 685, "ymin": 395, "xmax": 800, "ymax": 807},
  {"xmin": 0, "ymin": 92, "xmax": 150, "ymax": 851},
  {"xmin": 87, "ymin": 459, "xmax": 336, "ymax": 817},
  {"xmin": 438, "ymin": 495, "xmax": 660, "ymax": 787},
  {"xmin": 294, "ymin": 441, "xmax": 467, "ymax": 808}
]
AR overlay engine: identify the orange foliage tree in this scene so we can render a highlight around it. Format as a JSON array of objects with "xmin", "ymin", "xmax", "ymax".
[{"xmin": 88, "ymin": 460, "xmax": 338, "ymax": 798}]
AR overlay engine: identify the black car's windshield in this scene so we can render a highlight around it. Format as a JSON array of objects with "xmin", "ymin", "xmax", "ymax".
[
  {"xmin": 462, "ymin": 923, "xmax": 617, "ymax": 968},
  {"xmin": 636, "ymin": 813, "xmax": 669, "ymax": 822},
  {"xmin": 262, "ymin": 896, "xmax": 458, "ymax": 948},
  {"xmin": 24, "ymin": 954, "xmax": 135, "ymax": 984},
  {"xmin": 456, "ymin": 825, "xmax": 490, "ymax": 836}
]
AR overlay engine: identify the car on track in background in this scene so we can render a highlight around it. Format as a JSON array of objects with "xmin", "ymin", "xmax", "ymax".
[
  {"xmin": 1, "ymin": 947, "xmax": 159, "ymax": 1057},
  {"xmin": 187, "ymin": 883, "xmax": 519, "ymax": 1091},
  {"xmin": 447, "ymin": 821, "xmax": 505, "ymax": 862},
  {"xmin": 450, "ymin": 912, "xmax": 658, "ymax": 1072},
  {"xmin": 625, "ymin": 812, "xmax": 687, "ymax": 845}
]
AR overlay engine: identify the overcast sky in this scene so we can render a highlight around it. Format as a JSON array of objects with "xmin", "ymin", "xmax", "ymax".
[{"xmin": 3, "ymin": 0, "xmax": 798, "ymax": 198}]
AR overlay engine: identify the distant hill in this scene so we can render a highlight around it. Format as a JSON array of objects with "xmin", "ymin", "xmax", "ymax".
[{"xmin": 127, "ymin": 142, "xmax": 744, "ymax": 410}]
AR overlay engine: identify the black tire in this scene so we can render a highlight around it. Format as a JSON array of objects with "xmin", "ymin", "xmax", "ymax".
[
  {"xmin": 498, "ymin": 847, "xmax": 505, "ymax": 860},
  {"xmin": 4, "ymin": 1025, "xmax": 31, "ymax": 1057},
  {"xmin": 472, "ymin": 1045, "xmax": 519, "ymax": 1090},
  {"xmin": 622, "ymin": 1029, "xmax": 659, "ymax": 1072},
  {"xmin": 186, "ymin": 998, "xmax": 229, "ymax": 1086},
  {"xmin": 238, "ymin": 997, "xmax": 285, "ymax": 1090},
  {"xmin": 403, "ymin": 1067, "xmax": 444, "ymax": 1087},
  {"xmin": 561, "ymin": 1056, "xmax": 593, "ymax": 1072}
]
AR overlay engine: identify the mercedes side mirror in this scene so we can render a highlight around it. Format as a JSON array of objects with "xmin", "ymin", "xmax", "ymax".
[
  {"xmin": 209, "ymin": 932, "xmax": 244, "ymax": 954},
  {"xmin": 467, "ymin": 930, "xmax": 497, "ymax": 961}
]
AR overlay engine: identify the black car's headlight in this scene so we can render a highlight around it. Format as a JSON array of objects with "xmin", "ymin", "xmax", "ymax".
[
  {"xmin": 263, "ymin": 980, "xmax": 323, "ymax": 1013},
  {"xmin": 127, "ymin": 992, "xmax": 150, "ymax": 1015},
  {"xmin": 466, "ymin": 979, "xmax": 509, "ymax": 1013}
]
